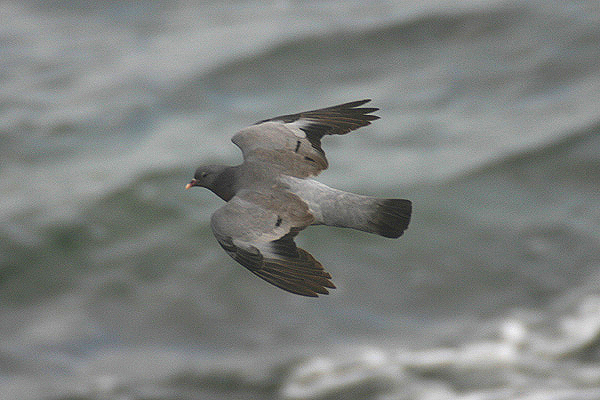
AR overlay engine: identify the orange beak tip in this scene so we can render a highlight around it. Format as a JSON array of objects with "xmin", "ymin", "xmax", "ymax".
[{"xmin": 185, "ymin": 183, "xmax": 193, "ymax": 190}]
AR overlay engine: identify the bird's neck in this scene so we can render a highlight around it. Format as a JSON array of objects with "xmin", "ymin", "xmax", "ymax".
[{"xmin": 210, "ymin": 166, "xmax": 238, "ymax": 201}]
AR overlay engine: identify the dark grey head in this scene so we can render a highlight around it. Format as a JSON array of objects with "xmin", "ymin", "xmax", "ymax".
[{"xmin": 185, "ymin": 164, "xmax": 236, "ymax": 201}]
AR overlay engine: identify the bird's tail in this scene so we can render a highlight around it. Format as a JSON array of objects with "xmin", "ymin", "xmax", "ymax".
[
  {"xmin": 367, "ymin": 198, "xmax": 412, "ymax": 238},
  {"xmin": 318, "ymin": 192, "xmax": 412, "ymax": 238},
  {"xmin": 284, "ymin": 177, "xmax": 412, "ymax": 238}
]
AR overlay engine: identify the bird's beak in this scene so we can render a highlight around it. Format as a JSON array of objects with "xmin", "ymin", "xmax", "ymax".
[{"xmin": 185, "ymin": 179, "xmax": 198, "ymax": 190}]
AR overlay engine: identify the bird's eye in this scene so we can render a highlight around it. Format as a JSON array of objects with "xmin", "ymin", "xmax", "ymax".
[{"xmin": 202, "ymin": 172, "xmax": 208, "ymax": 178}]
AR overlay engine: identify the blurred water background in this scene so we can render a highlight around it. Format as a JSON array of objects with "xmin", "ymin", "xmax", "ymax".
[{"xmin": 2, "ymin": 1, "xmax": 600, "ymax": 399}]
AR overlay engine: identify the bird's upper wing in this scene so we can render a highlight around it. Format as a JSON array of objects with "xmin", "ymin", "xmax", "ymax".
[
  {"xmin": 231, "ymin": 99, "xmax": 379, "ymax": 177},
  {"xmin": 210, "ymin": 189, "xmax": 335, "ymax": 297}
]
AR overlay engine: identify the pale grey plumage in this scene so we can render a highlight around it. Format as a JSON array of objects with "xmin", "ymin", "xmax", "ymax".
[{"xmin": 187, "ymin": 100, "xmax": 412, "ymax": 297}]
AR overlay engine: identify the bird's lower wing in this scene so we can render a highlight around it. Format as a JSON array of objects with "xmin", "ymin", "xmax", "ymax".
[{"xmin": 210, "ymin": 190, "xmax": 335, "ymax": 297}]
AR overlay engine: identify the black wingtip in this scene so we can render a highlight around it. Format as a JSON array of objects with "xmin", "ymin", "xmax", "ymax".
[
  {"xmin": 325, "ymin": 99, "xmax": 379, "ymax": 113},
  {"xmin": 343, "ymin": 99, "xmax": 372, "ymax": 107},
  {"xmin": 255, "ymin": 99, "xmax": 380, "ymax": 126},
  {"xmin": 253, "ymin": 247, "xmax": 336, "ymax": 297},
  {"xmin": 251, "ymin": 264, "xmax": 336, "ymax": 297}
]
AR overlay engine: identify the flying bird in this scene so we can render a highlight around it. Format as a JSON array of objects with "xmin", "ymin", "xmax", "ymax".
[{"xmin": 186, "ymin": 100, "xmax": 411, "ymax": 297}]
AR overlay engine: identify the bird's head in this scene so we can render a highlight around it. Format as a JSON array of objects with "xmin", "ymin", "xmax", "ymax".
[{"xmin": 185, "ymin": 165, "xmax": 226, "ymax": 190}]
